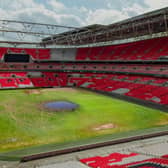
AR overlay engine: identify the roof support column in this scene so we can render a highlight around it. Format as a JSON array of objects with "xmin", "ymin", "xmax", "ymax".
[{"xmin": 164, "ymin": 14, "xmax": 168, "ymax": 32}]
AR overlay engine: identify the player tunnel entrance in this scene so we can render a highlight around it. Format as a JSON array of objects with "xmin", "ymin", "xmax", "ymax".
[{"xmin": 4, "ymin": 53, "xmax": 30, "ymax": 63}]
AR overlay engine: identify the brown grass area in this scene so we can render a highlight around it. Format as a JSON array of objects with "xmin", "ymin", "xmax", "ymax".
[
  {"xmin": 156, "ymin": 120, "xmax": 168, "ymax": 126},
  {"xmin": 24, "ymin": 89, "xmax": 41, "ymax": 94},
  {"xmin": 92, "ymin": 123, "xmax": 117, "ymax": 131},
  {"xmin": 24, "ymin": 88, "xmax": 78, "ymax": 95},
  {"xmin": 41, "ymin": 87, "xmax": 78, "ymax": 93}
]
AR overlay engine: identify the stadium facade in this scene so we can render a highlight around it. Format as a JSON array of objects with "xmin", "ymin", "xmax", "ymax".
[{"xmin": 0, "ymin": 7, "xmax": 168, "ymax": 168}]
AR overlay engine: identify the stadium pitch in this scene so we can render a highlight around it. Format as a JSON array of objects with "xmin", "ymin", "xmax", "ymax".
[{"xmin": 0, "ymin": 88, "xmax": 168, "ymax": 153}]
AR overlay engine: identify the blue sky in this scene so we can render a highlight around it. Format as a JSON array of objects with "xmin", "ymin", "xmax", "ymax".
[{"xmin": 0, "ymin": 0, "xmax": 168, "ymax": 27}]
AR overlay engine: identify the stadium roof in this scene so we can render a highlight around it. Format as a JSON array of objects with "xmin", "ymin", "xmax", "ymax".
[
  {"xmin": 0, "ymin": 6, "xmax": 168, "ymax": 48},
  {"xmin": 42, "ymin": 6, "xmax": 168, "ymax": 46}
]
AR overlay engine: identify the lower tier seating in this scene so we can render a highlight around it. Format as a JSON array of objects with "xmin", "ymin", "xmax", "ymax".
[
  {"xmin": 0, "ymin": 72, "xmax": 167, "ymax": 105},
  {"xmin": 80, "ymin": 152, "xmax": 168, "ymax": 168},
  {"xmin": 76, "ymin": 37, "xmax": 168, "ymax": 61}
]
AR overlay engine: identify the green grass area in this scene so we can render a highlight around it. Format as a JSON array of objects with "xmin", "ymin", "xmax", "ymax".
[{"xmin": 0, "ymin": 88, "xmax": 168, "ymax": 153}]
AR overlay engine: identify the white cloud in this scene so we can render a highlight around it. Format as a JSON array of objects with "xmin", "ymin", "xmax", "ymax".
[
  {"xmin": 1, "ymin": 0, "xmax": 167, "ymax": 27},
  {"xmin": 122, "ymin": 0, "xmax": 168, "ymax": 19},
  {"xmin": 0, "ymin": 0, "xmax": 38, "ymax": 11},
  {"xmin": 0, "ymin": 0, "xmax": 83, "ymax": 26},
  {"xmin": 85, "ymin": 9, "xmax": 129, "ymax": 25},
  {"xmin": 144, "ymin": 0, "xmax": 168, "ymax": 11},
  {"xmin": 123, "ymin": 3, "xmax": 146, "ymax": 16},
  {"xmin": 79, "ymin": 6, "xmax": 89, "ymax": 14},
  {"xmin": 48, "ymin": 0, "xmax": 66, "ymax": 12},
  {"xmin": 0, "ymin": 0, "xmax": 84, "ymax": 41}
]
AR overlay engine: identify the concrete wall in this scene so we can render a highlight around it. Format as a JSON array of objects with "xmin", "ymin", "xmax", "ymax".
[{"xmin": 50, "ymin": 48, "xmax": 77, "ymax": 61}]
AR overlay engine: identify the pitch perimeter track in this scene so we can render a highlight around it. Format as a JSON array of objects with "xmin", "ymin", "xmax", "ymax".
[{"xmin": 20, "ymin": 129, "xmax": 168, "ymax": 162}]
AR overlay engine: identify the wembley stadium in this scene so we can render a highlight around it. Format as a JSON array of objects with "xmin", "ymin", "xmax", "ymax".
[{"xmin": 0, "ymin": 5, "xmax": 168, "ymax": 168}]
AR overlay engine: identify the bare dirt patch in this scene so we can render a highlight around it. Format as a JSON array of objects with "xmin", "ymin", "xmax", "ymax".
[
  {"xmin": 24, "ymin": 89, "xmax": 41, "ymax": 95},
  {"xmin": 92, "ymin": 123, "xmax": 117, "ymax": 131},
  {"xmin": 24, "ymin": 88, "xmax": 78, "ymax": 95},
  {"xmin": 156, "ymin": 120, "xmax": 168, "ymax": 126},
  {"xmin": 41, "ymin": 87, "xmax": 78, "ymax": 93}
]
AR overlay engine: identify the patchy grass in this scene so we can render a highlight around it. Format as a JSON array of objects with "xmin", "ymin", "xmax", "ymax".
[{"xmin": 0, "ymin": 88, "xmax": 168, "ymax": 152}]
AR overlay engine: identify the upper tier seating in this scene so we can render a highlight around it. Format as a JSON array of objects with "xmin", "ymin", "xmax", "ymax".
[{"xmin": 76, "ymin": 37, "xmax": 168, "ymax": 61}]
